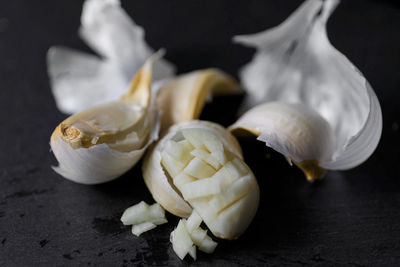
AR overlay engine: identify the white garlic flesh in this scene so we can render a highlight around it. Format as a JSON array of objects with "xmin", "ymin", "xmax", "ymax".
[
  {"xmin": 50, "ymin": 55, "xmax": 159, "ymax": 184},
  {"xmin": 143, "ymin": 120, "xmax": 259, "ymax": 239},
  {"xmin": 121, "ymin": 201, "xmax": 167, "ymax": 236},
  {"xmin": 170, "ymin": 211, "xmax": 218, "ymax": 260}
]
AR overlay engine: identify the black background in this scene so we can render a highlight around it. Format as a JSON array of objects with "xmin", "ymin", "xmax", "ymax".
[{"xmin": 1, "ymin": 0, "xmax": 400, "ymax": 266}]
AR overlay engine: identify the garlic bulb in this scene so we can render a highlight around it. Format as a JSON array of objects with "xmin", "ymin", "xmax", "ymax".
[
  {"xmin": 231, "ymin": 0, "xmax": 382, "ymax": 180},
  {"xmin": 156, "ymin": 69, "xmax": 241, "ymax": 133},
  {"xmin": 142, "ymin": 120, "xmax": 259, "ymax": 239},
  {"xmin": 50, "ymin": 55, "xmax": 159, "ymax": 184},
  {"xmin": 47, "ymin": 0, "xmax": 175, "ymax": 114}
]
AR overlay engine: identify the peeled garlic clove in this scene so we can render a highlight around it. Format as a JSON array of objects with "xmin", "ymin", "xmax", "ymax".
[
  {"xmin": 232, "ymin": 0, "xmax": 382, "ymax": 176},
  {"xmin": 229, "ymin": 102, "xmax": 335, "ymax": 181},
  {"xmin": 143, "ymin": 120, "xmax": 259, "ymax": 239},
  {"xmin": 47, "ymin": 0, "xmax": 175, "ymax": 114},
  {"xmin": 50, "ymin": 55, "xmax": 159, "ymax": 184},
  {"xmin": 156, "ymin": 69, "xmax": 241, "ymax": 133},
  {"xmin": 143, "ymin": 121, "xmax": 242, "ymax": 218}
]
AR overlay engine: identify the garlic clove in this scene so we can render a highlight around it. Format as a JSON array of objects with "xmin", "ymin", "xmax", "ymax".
[
  {"xmin": 142, "ymin": 120, "xmax": 243, "ymax": 218},
  {"xmin": 143, "ymin": 120, "xmax": 259, "ymax": 239},
  {"xmin": 232, "ymin": 0, "xmax": 382, "ymax": 175},
  {"xmin": 47, "ymin": 0, "xmax": 175, "ymax": 114},
  {"xmin": 50, "ymin": 54, "xmax": 160, "ymax": 184},
  {"xmin": 156, "ymin": 69, "xmax": 241, "ymax": 133},
  {"xmin": 229, "ymin": 102, "xmax": 334, "ymax": 181}
]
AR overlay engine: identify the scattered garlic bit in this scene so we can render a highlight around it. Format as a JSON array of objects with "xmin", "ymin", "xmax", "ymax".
[
  {"xmin": 154, "ymin": 122, "xmax": 259, "ymax": 239},
  {"xmin": 121, "ymin": 201, "xmax": 167, "ymax": 236},
  {"xmin": 170, "ymin": 211, "xmax": 218, "ymax": 260},
  {"xmin": 121, "ymin": 201, "xmax": 167, "ymax": 225},
  {"xmin": 132, "ymin": 222, "xmax": 156, "ymax": 237},
  {"xmin": 51, "ymin": 55, "xmax": 161, "ymax": 184},
  {"xmin": 156, "ymin": 69, "xmax": 241, "ymax": 133},
  {"xmin": 170, "ymin": 219, "xmax": 195, "ymax": 260},
  {"xmin": 142, "ymin": 121, "xmax": 243, "ymax": 218},
  {"xmin": 47, "ymin": 0, "xmax": 175, "ymax": 115},
  {"xmin": 232, "ymin": 0, "xmax": 382, "ymax": 179}
]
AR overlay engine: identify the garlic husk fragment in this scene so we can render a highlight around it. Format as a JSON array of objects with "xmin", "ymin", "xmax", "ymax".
[
  {"xmin": 143, "ymin": 121, "xmax": 259, "ymax": 239},
  {"xmin": 232, "ymin": 0, "xmax": 382, "ymax": 174},
  {"xmin": 47, "ymin": 0, "xmax": 175, "ymax": 114},
  {"xmin": 156, "ymin": 69, "xmax": 241, "ymax": 133},
  {"xmin": 50, "ymin": 55, "xmax": 159, "ymax": 184},
  {"xmin": 229, "ymin": 102, "xmax": 335, "ymax": 181}
]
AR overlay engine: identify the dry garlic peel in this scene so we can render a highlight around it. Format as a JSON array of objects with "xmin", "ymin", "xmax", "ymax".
[
  {"xmin": 51, "ymin": 55, "xmax": 159, "ymax": 184},
  {"xmin": 47, "ymin": 0, "xmax": 175, "ymax": 114},
  {"xmin": 142, "ymin": 120, "xmax": 243, "ymax": 218},
  {"xmin": 232, "ymin": 0, "xmax": 382, "ymax": 177},
  {"xmin": 156, "ymin": 69, "xmax": 241, "ymax": 133},
  {"xmin": 144, "ymin": 121, "xmax": 259, "ymax": 239}
]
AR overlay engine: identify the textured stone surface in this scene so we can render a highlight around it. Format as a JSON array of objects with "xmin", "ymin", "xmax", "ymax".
[{"xmin": 1, "ymin": 0, "xmax": 399, "ymax": 265}]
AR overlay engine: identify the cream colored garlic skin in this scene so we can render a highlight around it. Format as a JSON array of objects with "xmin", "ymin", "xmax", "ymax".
[
  {"xmin": 50, "ymin": 55, "xmax": 159, "ymax": 184},
  {"xmin": 143, "ymin": 121, "xmax": 259, "ymax": 239},
  {"xmin": 232, "ymin": 0, "xmax": 382, "ymax": 178}
]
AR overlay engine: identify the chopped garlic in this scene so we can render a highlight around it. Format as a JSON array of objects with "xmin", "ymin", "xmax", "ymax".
[
  {"xmin": 132, "ymin": 222, "xmax": 156, "ymax": 236},
  {"xmin": 121, "ymin": 201, "xmax": 167, "ymax": 237},
  {"xmin": 186, "ymin": 210, "xmax": 202, "ymax": 233},
  {"xmin": 160, "ymin": 126, "xmax": 259, "ymax": 239},
  {"xmin": 171, "ymin": 214, "xmax": 218, "ymax": 260},
  {"xmin": 170, "ymin": 219, "xmax": 194, "ymax": 260}
]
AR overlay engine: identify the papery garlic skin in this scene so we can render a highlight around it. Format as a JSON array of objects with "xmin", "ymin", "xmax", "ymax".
[
  {"xmin": 50, "ymin": 55, "xmax": 159, "ymax": 184},
  {"xmin": 232, "ymin": 0, "xmax": 382, "ymax": 173},
  {"xmin": 47, "ymin": 0, "xmax": 175, "ymax": 114},
  {"xmin": 143, "ymin": 121, "xmax": 259, "ymax": 239},
  {"xmin": 156, "ymin": 69, "xmax": 241, "ymax": 133}
]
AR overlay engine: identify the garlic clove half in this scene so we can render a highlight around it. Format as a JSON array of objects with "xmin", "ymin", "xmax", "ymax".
[
  {"xmin": 143, "ymin": 120, "xmax": 259, "ymax": 239},
  {"xmin": 47, "ymin": 0, "xmax": 175, "ymax": 114},
  {"xmin": 156, "ymin": 69, "xmax": 241, "ymax": 133},
  {"xmin": 232, "ymin": 0, "xmax": 382, "ymax": 178},
  {"xmin": 50, "ymin": 54, "xmax": 160, "ymax": 184}
]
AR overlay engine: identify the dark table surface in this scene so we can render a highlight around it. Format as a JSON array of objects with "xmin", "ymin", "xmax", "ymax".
[{"xmin": 1, "ymin": 0, "xmax": 400, "ymax": 266}]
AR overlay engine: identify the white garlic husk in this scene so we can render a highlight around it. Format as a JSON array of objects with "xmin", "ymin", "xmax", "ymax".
[
  {"xmin": 50, "ymin": 55, "xmax": 159, "ymax": 184},
  {"xmin": 143, "ymin": 121, "xmax": 259, "ymax": 239},
  {"xmin": 47, "ymin": 0, "xmax": 175, "ymax": 114},
  {"xmin": 231, "ymin": 0, "xmax": 382, "ymax": 180}
]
